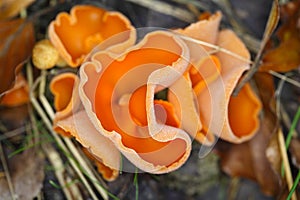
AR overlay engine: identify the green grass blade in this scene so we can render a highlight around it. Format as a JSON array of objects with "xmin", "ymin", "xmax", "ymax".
[{"xmin": 287, "ymin": 169, "xmax": 300, "ymax": 200}]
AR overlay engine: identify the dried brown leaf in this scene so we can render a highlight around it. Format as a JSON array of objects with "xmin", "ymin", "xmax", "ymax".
[
  {"xmin": 215, "ymin": 72, "xmax": 285, "ymax": 196},
  {"xmin": 0, "ymin": 18, "xmax": 35, "ymax": 95},
  {"xmin": 0, "ymin": 150, "xmax": 45, "ymax": 200},
  {"xmin": 260, "ymin": 1, "xmax": 300, "ymax": 72},
  {"xmin": 0, "ymin": 63, "xmax": 29, "ymax": 107},
  {"xmin": 0, "ymin": 0, "xmax": 35, "ymax": 20},
  {"xmin": 215, "ymin": 111, "xmax": 282, "ymax": 196},
  {"xmin": 266, "ymin": 132, "xmax": 282, "ymax": 175},
  {"xmin": 0, "ymin": 104, "xmax": 29, "ymax": 130}
]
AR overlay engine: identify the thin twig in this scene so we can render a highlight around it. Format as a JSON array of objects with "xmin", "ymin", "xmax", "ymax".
[
  {"xmin": 269, "ymin": 71, "xmax": 300, "ymax": 88},
  {"xmin": 0, "ymin": 143, "xmax": 16, "ymax": 200},
  {"xmin": 172, "ymin": 0, "xmax": 210, "ymax": 11},
  {"xmin": 275, "ymin": 74, "xmax": 286, "ymax": 120},
  {"xmin": 233, "ymin": 0, "xmax": 280, "ymax": 95},
  {"xmin": 212, "ymin": 0, "xmax": 250, "ymax": 34},
  {"xmin": 0, "ymin": 122, "xmax": 8, "ymax": 133},
  {"xmin": 124, "ymin": 0, "xmax": 196, "ymax": 23},
  {"xmin": 0, "ymin": 126, "xmax": 26, "ymax": 141}
]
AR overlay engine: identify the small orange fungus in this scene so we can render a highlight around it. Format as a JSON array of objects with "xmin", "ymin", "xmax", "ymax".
[{"xmin": 48, "ymin": 5, "xmax": 136, "ymax": 67}]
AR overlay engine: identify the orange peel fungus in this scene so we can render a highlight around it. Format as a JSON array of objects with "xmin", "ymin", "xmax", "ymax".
[
  {"xmin": 49, "ymin": 9, "xmax": 263, "ymax": 181},
  {"xmin": 48, "ymin": 5, "xmax": 136, "ymax": 67},
  {"xmin": 175, "ymin": 12, "xmax": 262, "ymax": 144},
  {"xmin": 78, "ymin": 30, "xmax": 200, "ymax": 174}
]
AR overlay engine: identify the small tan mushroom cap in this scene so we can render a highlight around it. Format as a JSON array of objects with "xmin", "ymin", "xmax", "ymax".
[{"xmin": 32, "ymin": 39, "xmax": 59, "ymax": 69}]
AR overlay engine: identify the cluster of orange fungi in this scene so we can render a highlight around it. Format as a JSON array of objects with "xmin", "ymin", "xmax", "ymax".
[{"xmin": 35, "ymin": 5, "xmax": 260, "ymax": 181}]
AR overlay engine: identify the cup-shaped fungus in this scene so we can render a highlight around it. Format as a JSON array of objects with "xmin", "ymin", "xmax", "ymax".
[
  {"xmin": 79, "ymin": 30, "xmax": 200, "ymax": 173},
  {"xmin": 49, "ymin": 8, "xmax": 262, "ymax": 182},
  {"xmin": 175, "ymin": 12, "xmax": 262, "ymax": 144},
  {"xmin": 50, "ymin": 72, "xmax": 82, "ymax": 137},
  {"xmin": 50, "ymin": 72, "xmax": 120, "ymax": 180},
  {"xmin": 50, "ymin": 72, "xmax": 77, "ymax": 112},
  {"xmin": 227, "ymin": 83, "xmax": 262, "ymax": 141},
  {"xmin": 54, "ymin": 30, "xmax": 200, "ymax": 178},
  {"xmin": 48, "ymin": 5, "xmax": 136, "ymax": 67}
]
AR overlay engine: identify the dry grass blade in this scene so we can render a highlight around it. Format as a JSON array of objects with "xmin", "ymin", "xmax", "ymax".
[
  {"xmin": 124, "ymin": 0, "xmax": 196, "ymax": 22},
  {"xmin": 179, "ymin": 35, "xmax": 252, "ymax": 64},
  {"xmin": 278, "ymin": 129, "xmax": 297, "ymax": 200},
  {"xmin": 37, "ymin": 70, "xmax": 108, "ymax": 200},
  {"xmin": 172, "ymin": 0, "xmax": 210, "ymax": 11},
  {"xmin": 233, "ymin": 0, "xmax": 280, "ymax": 95},
  {"xmin": 63, "ymin": 138, "xmax": 109, "ymax": 200},
  {"xmin": 28, "ymin": 99, "xmax": 75, "ymax": 199},
  {"xmin": 42, "ymin": 144, "xmax": 75, "ymax": 199},
  {"xmin": 28, "ymin": 65, "xmax": 109, "ymax": 199}
]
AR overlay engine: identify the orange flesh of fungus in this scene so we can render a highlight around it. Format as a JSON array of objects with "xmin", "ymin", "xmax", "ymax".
[
  {"xmin": 50, "ymin": 73, "xmax": 76, "ymax": 111},
  {"xmin": 82, "ymin": 148, "xmax": 115, "ymax": 181},
  {"xmin": 228, "ymin": 83, "xmax": 261, "ymax": 137},
  {"xmin": 53, "ymin": 6, "xmax": 130, "ymax": 64},
  {"xmin": 189, "ymin": 55, "xmax": 221, "ymax": 94},
  {"xmin": 128, "ymin": 85, "xmax": 148, "ymax": 126},
  {"xmin": 95, "ymin": 48, "xmax": 186, "ymax": 159},
  {"xmin": 129, "ymin": 85, "xmax": 180, "ymax": 128}
]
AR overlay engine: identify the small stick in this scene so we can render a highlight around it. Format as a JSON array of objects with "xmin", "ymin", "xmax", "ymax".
[
  {"xmin": 124, "ymin": 0, "xmax": 195, "ymax": 22},
  {"xmin": 269, "ymin": 70, "xmax": 300, "ymax": 88},
  {"xmin": 0, "ymin": 143, "xmax": 16, "ymax": 200},
  {"xmin": 0, "ymin": 126, "xmax": 26, "ymax": 141},
  {"xmin": 233, "ymin": 0, "xmax": 280, "ymax": 95}
]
